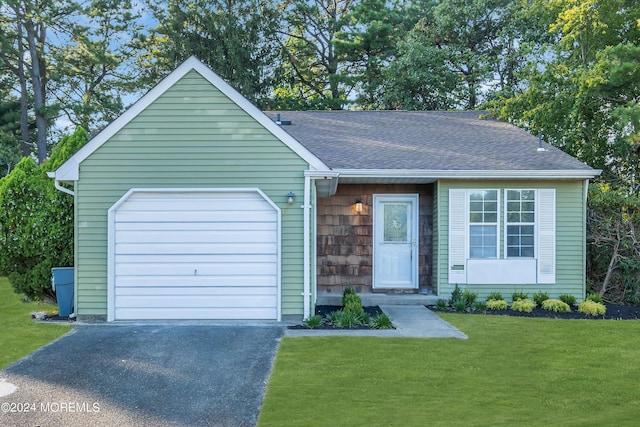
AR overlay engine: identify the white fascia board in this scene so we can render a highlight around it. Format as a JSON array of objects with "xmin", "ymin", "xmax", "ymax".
[
  {"xmin": 53, "ymin": 56, "xmax": 330, "ymax": 182},
  {"xmin": 335, "ymin": 169, "xmax": 602, "ymax": 180}
]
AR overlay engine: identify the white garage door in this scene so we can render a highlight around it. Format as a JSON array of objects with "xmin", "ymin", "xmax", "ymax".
[{"xmin": 110, "ymin": 190, "xmax": 279, "ymax": 320}]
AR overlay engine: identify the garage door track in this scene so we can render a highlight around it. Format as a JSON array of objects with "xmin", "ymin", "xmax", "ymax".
[{"xmin": 1, "ymin": 324, "xmax": 285, "ymax": 427}]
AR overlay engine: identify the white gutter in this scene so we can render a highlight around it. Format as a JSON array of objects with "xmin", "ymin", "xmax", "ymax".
[
  {"xmin": 302, "ymin": 174, "xmax": 312, "ymax": 320},
  {"xmin": 334, "ymin": 169, "xmax": 602, "ymax": 180},
  {"xmin": 47, "ymin": 172, "xmax": 75, "ymax": 196}
]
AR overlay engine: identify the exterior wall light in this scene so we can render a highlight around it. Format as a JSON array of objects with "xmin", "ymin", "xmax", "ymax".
[
  {"xmin": 355, "ymin": 198, "xmax": 363, "ymax": 213},
  {"xmin": 287, "ymin": 192, "xmax": 296, "ymax": 204}
]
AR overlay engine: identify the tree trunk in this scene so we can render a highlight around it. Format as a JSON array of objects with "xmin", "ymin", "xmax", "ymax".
[
  {"xmin": 24, "ymin": 19, "xmax": 47, "ymax": 163},
  {"xmin": 16, "ymin": 19, "xmax": 31, "ymax": 157},
  {"xmin": 600, "ymin": 225, "xmax": 621, "ymax": 297}
]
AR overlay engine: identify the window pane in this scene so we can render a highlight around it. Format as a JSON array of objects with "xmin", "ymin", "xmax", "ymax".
[
  {"xmin": 507, "ymin": 212, "xmax": 520, "ymax": 222},
  {"xmin": 521, "ymin": 213, "xmax": 535, "ymax": 222},
  {"xmin": 484, "ymin": 213, "xmax": 497, "ymax": 222},
  {"xmin": 470, "ymin": 212, "xmax": 483, "ymax": 222},
  {"xmin": 470, "ymin": 225, "xmax": 497, "ymax": 258},
  {"xmin": 383, "ymin": 203, "xmax": 408, "ymax": 242},
  {"xmin": 485, "ymin": 202, "xmax": 497, "ymax": 212},
  {"xmin": 522, "ymin": 190, "xmax": 535, "ymax": 200}
]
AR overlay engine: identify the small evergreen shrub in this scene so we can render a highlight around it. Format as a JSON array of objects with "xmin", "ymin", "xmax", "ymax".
[
  {"xmin": 559, "ymin": 294, "xmax": 577, "ymax": 306},
  {"xmin": 463, "ymin": 289, "xmax": 478, "ymax": 307},
  {"xmin": 304, "ymin": 314, "xmax": 324, "ymax": 328},
  {"xmin": 326, "ymin": 310, "xmax": 342, "ymax": 324},
  {"xmin": 541, "ymin": 299, "xmax": 571, "ymax": 313},
  {"xmin": 449, "ymin": 284, "xmax": 464, "ymax": 307},
  {"xmin": 512, "ymin": 291, "xmax": 529, "ymax": 302},
  {"xmin": 586, "ymin": 292, "xmax": 603, "ymax": 304},
  {"xmin": 533, "ymin": 291, "xmax": 550, "ymax": 306},
  {"xmin": 436, "ymin": 299, "xmax": 448, "ymax": 309},
  {"xmin": 511, "ymin": 298, "xmax": 536, "ymax": 313},
  {"xmin": 370, "ymin": 313, "xmax": 393, "ymax": 329},
  {"xmin": 342, "ymin": 286, "xmax": 357, "ymax": 304},
  {"xmin": 344, "ymin": 299, "xmax": 365, "ymax": 316},
  {"xmin": 486, "ymin": 299, "xmax": 508, "ymax": 310},
  {"xmin": 578, "ymin": 300, "xmax": 606, "ymax": 316},
  {"xmin": 486, "ymin": 291, "xmax": 504, "ymax": 302}
]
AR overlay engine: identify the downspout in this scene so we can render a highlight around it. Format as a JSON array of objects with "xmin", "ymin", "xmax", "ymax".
[
  {"xmin": 47, "ymin": 172, "xmax": 75, "ymax": 196},
  {"xmin": 302, "ymin": 174, "xmax": 311, "ymax": 320}
]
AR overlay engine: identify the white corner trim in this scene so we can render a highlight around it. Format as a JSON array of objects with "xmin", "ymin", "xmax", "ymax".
[
  {"xmin": 54, "ymin": 56, "xmax": 330, "ymax": 182},
  {"xmin": 335, "ymin": 169, "xmax": 601, "ymax": 180}
]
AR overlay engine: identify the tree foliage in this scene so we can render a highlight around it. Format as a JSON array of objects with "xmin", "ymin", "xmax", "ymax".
[{"xmin": 0, "ymin": 127, "xmax": 87, "ymax": 300}]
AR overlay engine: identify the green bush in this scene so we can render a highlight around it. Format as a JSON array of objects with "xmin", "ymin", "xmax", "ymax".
[
  {"xmin": 486, "ymin": 291, "xmax": 504, "ymax": 302},
  {"xmin": 370, "ymin": 313, "xmax": 393, "ymax": 329},
  {"xmin": 304, "ymin": 314, "xmax": 324, "ymax": 328},
  {"xmin": 463, "ymin": 289, "xmax": 478, "ymax": 307},
  {"xmin": 533, "ymin": 291, "xmax": 550, "ymax": 306},
  {"xmin": 559, "ymin": 294, "xmax": 577, "ymax": 306},
  {"xmin": 486, "ymin": 299, "xmax": 508, "ymax": 310},
  {"xmin": 453, "ymin": 300, "xmax": 467, "ymax": 312},
  {"xmin": 511, "ymin": 299, "xmax": 537, "ymax": 313},
  {"xmin": 449, "ymin": 284, "xmax": 464, "ymax": 307},
  {"xmin": 436, "ymin": 299, "xmax": 448, "ymax": 309},
  {"xmin": 586, "ymin": 292, "xmax": 603, "ymax": 304},
  {"xmin": 473, "ymin": 301, "xmax": 487, "ymax": 312},
  {"xmin": 578, "ymin": 300, "xmax": 607, "ymax": 316},
  {"xmin": 343, "ymin": 293, "xmax": 364, "ymax": 316},
  {"xmin": 342, "ymin": 286, "xmax": 356, "ymax": 303},
  {"xmin": 331, "ymin": 310, "xmax": 361, "ymax": 328},
  {"xmin": 541, "ymin": 299, "xmax": 571, "ymax": 313},
  {"xmin": 512, "ymin": 291, "xmax": 529, "ymax": 302},
  {"xmin": 0, "ymin": 128, "xmax": 87, "ymax": 300}
]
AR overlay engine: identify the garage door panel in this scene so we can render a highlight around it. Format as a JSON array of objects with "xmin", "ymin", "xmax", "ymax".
[
  {"xmin": 116, "ymin": 242, "xmax": 278, "ymax": 255},
  {"xmin": 115, "ymin": 210, "xmax": 275, "ymax": 223},
  {"xmin": 115, "ymin": 275, "xmax": 277, "ymax": 287},
  {"xmin": 115, "ymin": 229, "xmax": 277, "ymax": 244},
  {"xmin": 116, "ymin": 262, "xmax": 277, "ymax": 276},
  {"xmin": 116, "ymin": 286, "xmax": 277, "ymax": 296},
  {"xmin": 115, "ymin": 307, "xmax": 277, "ymax": 320},
  {"xmin": 115, "ymin": 294, "xmax": 277, "ymax": 309},
  {"xmin": 116, "ymin": 221, "xmax": 276, "ymax": 232},
  {"xmin": 115, "ymin": 253, "xmax": 277, "ymax": 264},
  {"xmin": 117, "ymin": 198, "xmax": 274, "ymax": 212}
]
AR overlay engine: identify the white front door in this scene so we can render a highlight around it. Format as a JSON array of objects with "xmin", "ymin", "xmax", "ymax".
[{"xmin": 373, "ymin": 195, "xmax": 418, "ymax": 289}]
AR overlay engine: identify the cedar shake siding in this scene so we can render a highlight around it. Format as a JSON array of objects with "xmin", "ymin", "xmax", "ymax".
[{"xmin": 316, "ymin": 184, "xmax": 434, "ymax": 294}]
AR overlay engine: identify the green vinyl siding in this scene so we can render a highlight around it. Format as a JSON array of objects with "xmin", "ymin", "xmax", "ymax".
[
  {"xmin": 436, "ymin": 179, "xmax": 587, "ymax": 301},
  {"xmin": 74, "ymin": 70, "xmax": 309, "ymax": 317}
]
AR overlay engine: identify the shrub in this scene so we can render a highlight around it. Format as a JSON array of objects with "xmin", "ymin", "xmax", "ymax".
[
  {"xmin": 486, "ymin": 291, "xmax": 504, "ymax": 302},
  {"xmin": 331, "ymin": 310, "xmax": 361, "ymax": 328},
  {"xmin": 463, "ymin": 289, "xmax": 478, "ymax": 307},
  {"xmin": 486, "ymin": 299, "xmax": 508, "ymax": 310},
  {"xmin": 0, "ymin": 128, "xmax": 88, "ymax": 300},
  {"xmin": 586, "ymin": 292, "xmax": 603, "ymax": 304},
  {"xmin": 304, "ymin": 315, "xmax": 324, "ymax": 328},
  {"xmin": 512, "ymin": 291, "xmax": 529, "ymax": 302},
  {"xmin": 541, "ymin": 299, "xmax": 571, "ymax": 313},
  {"xmin": 449, "ymin": 284, "xmax": 464, "ymax": 307},
  {"xmin": 578, "ymin": 300, "xmax": 607, "ymax": 316},
  {"xmin": 473, "ymin": 301, "xmax": 487, "ymax": 312},
  {"xmin": 511, "ymin": 299, "xmax": 537, "ymax": 313},
  {"xmin": 343, "ymin": 293, "xmax": 364, "ymax": 316},
  {"xmin": 342, "ymin": 286, "xmax": 356, "ymax": 304},
  {"xmin": 533, "ymin": 291, "xmax": 550, "ymax": 306},
  {"xmin": 453, "ymin": 300, "xmax": 467, "ymax": 312},
  {"xmin": 370, "ymin": 313, "xmax": 393, "ymax": 329},
  {"xmin": 436, "ymin": 299, "xmax": 448, "ymax": 309},
  {"xmin": 559, "ymin": 294, "xmax": 577, "ymax": 306}
]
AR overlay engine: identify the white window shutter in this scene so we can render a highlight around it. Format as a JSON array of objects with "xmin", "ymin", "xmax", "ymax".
[
  {"xmin": 537, "ymin": 189, "xmax": 556, "ymax": 284},
  {"xmin": 449, "ymin": 189, "xmax": 467, "ymax": 284}
]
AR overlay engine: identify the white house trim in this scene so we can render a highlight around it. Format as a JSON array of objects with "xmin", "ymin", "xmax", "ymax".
[
  {"xmin": 335, "ymin": 169, "xmax": 601, "ymax": 180},
  {"xmin": 53, "ymin": 56, "xmax": 330, "ymax": 183}
]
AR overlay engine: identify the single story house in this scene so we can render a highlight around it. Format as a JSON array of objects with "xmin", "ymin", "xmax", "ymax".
[{"xmin": 50, "ymin": 57, "xmax": 600, "ymax": 321}]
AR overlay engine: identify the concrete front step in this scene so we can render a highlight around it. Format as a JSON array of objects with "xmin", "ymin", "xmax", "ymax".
[{"xmin": 316, "ymin": 293, "xmax": 440, "ymax": 306}]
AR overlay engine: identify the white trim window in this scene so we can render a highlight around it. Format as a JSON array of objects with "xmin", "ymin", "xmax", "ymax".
[
  {"xmin": 505, "ymin": 190, "xmax": 535, "ymax": 258},
  {"xmin": 448, "ymin": 188, "xmax": 555, "ymax": 285}
]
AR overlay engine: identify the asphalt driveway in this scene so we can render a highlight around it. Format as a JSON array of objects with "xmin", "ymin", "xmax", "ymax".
[{"xmin": 0, "ymin": 324, "xmax": 285, "ymax": 427}]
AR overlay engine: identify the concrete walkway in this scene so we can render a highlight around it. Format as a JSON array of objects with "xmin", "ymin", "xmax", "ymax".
[{"xmin": 285, "ymin": 305, "xmax": 467, "ymax": 339}]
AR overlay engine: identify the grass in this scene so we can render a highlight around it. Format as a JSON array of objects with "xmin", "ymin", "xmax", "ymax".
[
  {"xmin": 258, "ymin": 314, "xmax": 640, "ymax": 426},
  {"xmin": 0, "ymin": 277, "xmax": 72, "ymax": 369}
]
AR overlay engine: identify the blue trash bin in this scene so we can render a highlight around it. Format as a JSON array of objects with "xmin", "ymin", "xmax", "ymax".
[{"xmin": 52, "ymin": 267, "xmax": 74, "ymax": 317}]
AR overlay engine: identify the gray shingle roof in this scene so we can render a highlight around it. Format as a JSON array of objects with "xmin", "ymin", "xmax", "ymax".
[{"xmin": 264, "ymin": 110, "xmax": 594, "ymax": 172}]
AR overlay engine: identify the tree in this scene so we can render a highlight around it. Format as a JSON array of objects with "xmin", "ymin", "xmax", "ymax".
[
  {"xmin": 50, "ymin": 0, "xmax": 146, "ymax": 133},
  {"xmin": 0, "ymin": 127, "xmax": 88, "ymax": 300},
  {"xmin": 140, "ymin": 0, "xmax": 280, "ymax": 107}
]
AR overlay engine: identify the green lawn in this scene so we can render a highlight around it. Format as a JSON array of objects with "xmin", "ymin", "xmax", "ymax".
[
  {"xmin": 0, "ymin": 277, "xmax": 72, "ymax": 369},
  {"xmin": 259, "ymin": 314, "xmax": 640, "ymax": 426}
]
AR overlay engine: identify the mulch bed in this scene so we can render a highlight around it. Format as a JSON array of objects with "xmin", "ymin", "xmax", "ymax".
[
  {"xmin": 288, "ymin": 305, "xmax": 385, "ymax": 330},
  {"xmin": 428, "ymin": 302, "xmax": 640, "ymax": 320}
]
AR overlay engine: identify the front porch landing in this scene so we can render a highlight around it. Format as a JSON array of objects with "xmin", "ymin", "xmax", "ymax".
[{"xmin": 316, "ymin": 293, "xmax": 439, "ymax": 306}]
